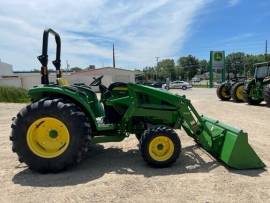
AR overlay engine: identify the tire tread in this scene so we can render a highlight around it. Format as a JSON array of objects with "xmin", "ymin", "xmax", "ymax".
[{"xmin": 11, "ymin": 98, "xmax": 91, "ymax": 173}]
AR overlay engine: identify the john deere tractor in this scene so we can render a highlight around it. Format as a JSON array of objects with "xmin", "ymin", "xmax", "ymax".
[
  {"xmin": 243, "ymin": 61, "xmax": 270, "ymax": 106},
  {"xmin": 216, "ymin": 62, "xmax": 246, "ymax": 102},
  {"xmin": 10, "ymin": 29, "xmax": 265, "ymax": 173}
]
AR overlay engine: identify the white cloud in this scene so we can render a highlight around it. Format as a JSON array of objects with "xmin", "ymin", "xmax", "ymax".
[
  {"xmin": 0, "ymin": 0, "xmax": 210, "ymax": 70},
  {"xmin": 228, "ymin": 0, "xmax": 240, "ymax": 7}
]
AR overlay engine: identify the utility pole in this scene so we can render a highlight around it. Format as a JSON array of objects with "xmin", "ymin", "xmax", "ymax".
[
  {"xmin": 155, "ymin": 57, "xmax": 159, "ymax": 81},
  {"xmin": 265, "ymin": 40, "xmax": 268, "ymax": 61},
  {"xmin": 155, "ymin": 56, "xmax": 159, "ymax": 65},
  {"xmin": 66, "ymin": 60, "xmax": 70, "ymax": 71},
  {"xmin": 113, "ymin": 43, "xmax": 116, "ymax": 68}
]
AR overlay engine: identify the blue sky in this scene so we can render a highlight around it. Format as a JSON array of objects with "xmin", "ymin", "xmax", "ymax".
[
  {"xmin": 0, "ymin": 0, "xmax": 269, "ymax": 70},
  {"xmin": 181, "ymin": 0, "xmax": 270, "ymax": 59}
]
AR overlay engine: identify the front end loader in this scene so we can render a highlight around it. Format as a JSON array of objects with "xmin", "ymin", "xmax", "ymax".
[{"xmin": 10, "ymin": 29, "xmax": 265, "ymax": 173}]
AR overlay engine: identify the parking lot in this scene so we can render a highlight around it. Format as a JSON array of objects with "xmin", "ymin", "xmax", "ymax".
[{"xmin": 0, "ymin": 88, "xmax": 269, "ymax": 203}]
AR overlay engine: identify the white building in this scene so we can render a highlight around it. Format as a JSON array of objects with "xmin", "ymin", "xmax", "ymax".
[
  {"xmin": 0, "ymin": 60, "xmax": 137, "ymax": 89},
  {"xmin": 0, "ymin": 59, "xmax": 22, "ymax": 87},
  {"xmin": 70, "ymin": 67, "xmax": 136, "ymax": 87},
  {"xmin": 0, "ymin": 59, "xmax": 13, "ymax": 76}
]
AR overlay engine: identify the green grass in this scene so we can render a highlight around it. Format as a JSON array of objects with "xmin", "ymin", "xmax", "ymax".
[
  {"xmin": 0, "ymin": 86, "xmax": 30, "ymax": 103},
  {"xmin": 192, "ymin": 84, "xmax": 208, "ymax": 88}
]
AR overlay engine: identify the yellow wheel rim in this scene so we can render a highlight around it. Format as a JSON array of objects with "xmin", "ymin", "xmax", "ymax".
[
  {"xmin": 27, "ymin": 117, "xmax": 70, "ymax": 158},
  {"xmin": 149, "ymin": 135, "xmax": 174, "ymax": 161},
  {"xmin": 236, "ymin": 85, "xmax": 244, "ymax": 101},
  {"xmin": 221, "ymin": 87, "xmax": 230, "ymax": 98}
]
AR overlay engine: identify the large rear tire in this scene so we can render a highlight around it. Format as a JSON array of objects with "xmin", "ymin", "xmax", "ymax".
[
  {"xmin": 10, "ymin": 98, "xmax": 91, "ymax": 173},
  {"xmin": 140, "ymin": 126, "xmax": 181, "ymax": 167},
  {"xmin": 263, "ymin": 84, "xmax": 270, "ymax": 107},
  {"xmin": 231, "ymin": 82, "xmax": 245, "ymax": 102},
  {"xmin": 243, "ymin": 83, "xmax": 263, "ymax": 105},
  {"xmin": 216, "ymin": 83, "xmax": 231, "ymax": 101}
]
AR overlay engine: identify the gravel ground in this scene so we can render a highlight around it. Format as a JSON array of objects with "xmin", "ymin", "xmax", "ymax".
[{"xmin": 0, "ymin": 88, "xmax": 269, "ymax": 203}]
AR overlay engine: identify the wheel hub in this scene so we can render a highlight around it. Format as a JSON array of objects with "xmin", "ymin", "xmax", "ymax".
[
  {"xmin": 157, "ymin": 144, "xmax": 164, "ymax": 150},
  {"xmin": 236, "ymin": 85, "xmax": 244, "ymax": 101},
  {"xmin": 49, "ymin": 129, "xmax": 58, "ymax": 139},
  {"xmin": 149, "ymin": 135, "xmax": 174, "ymax": 161},
  {"xmin": 26, "ymin": 117, "xmax": 70, "ymax": 158},
  {"xmin": 221, "ymin": 86, "xmax": 230, "ymax": 98}
]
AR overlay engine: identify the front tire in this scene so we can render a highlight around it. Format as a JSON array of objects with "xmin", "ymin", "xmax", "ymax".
[
  {"xmin": 10, "ymin": 98, "xmax": 91, "ymax": 173},
  {"xmin": 140, "ymin": 126, "xmax": 181, "ymax": 167},
  {"xmin": 243, "ymin": 83, "xmax": 263, "ymax": 105},
  {"xmin": 263, "ymin": 84, "xmax": 270, "ymax": 107}
]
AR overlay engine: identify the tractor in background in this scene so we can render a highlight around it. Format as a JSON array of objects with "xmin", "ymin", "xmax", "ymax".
[
  {"xmin": 243, "ymin": 61, "xmax": 270, "ymax": 106},
  {"xmin": 10, "ymin": 29, "xmax": 265, "ymax": 173},
  {"xmin": 217, "ymin": 62, "xmax": 247, "ymax": 102}
]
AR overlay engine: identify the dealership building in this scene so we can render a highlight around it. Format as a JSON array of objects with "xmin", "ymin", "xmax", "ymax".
[{"xmin": 0, "ymin": 59, "xmax": 137, "ymax": 89}]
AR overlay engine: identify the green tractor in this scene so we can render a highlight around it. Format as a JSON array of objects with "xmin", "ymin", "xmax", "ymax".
[
  {"xmin": 244, "ymin": 62, "xmax": 270, "ymax": 106},
  {"xmin": 10, "ymin": 29, "xmax": 265, "ymax": 173},
  {"xmin": 216, "ymin": 62, "xmax": 246, "ymax": 102}
]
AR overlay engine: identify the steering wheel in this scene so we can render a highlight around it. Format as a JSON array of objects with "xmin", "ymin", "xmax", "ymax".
[{"xmin": 90, "ymin": 75, "xmax": 103, "ymax": 86}]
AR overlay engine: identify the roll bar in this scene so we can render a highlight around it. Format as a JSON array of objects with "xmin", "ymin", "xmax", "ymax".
[
  {"xmin": 253, "ymin": 61, "xmax": 270, "ymax": 67},
  {"xmin": 37, "ymin": 28, "xmax": 62, "ymax": 85}
]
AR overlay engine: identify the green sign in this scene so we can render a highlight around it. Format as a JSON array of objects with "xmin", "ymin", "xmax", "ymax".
[
  {"xmin": 211, "ymin": 51, "xmax": 225, "ymax": 70},
  {"xmin": 214, "ymin": 52, "xmax": 223, "ymax": 61},
  {"xmin": 209, "ymin": 51, "xmax": 226, "ymax": 88}
]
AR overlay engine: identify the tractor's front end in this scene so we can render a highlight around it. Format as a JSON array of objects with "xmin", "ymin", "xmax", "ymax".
[
  {"xmin": 243, "ymin": 78, "xmax": 264, "ymax": 105},
  {"xmin": 244, "ymin": 62, "xmax": 270, "ymax": 106},
  {"xmin": 106, "ymin": 83, "xmax": 265, "ymax": 169}
]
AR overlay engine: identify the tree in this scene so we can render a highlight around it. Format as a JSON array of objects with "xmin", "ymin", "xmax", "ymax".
[
  {"xmin": 70, "ymin": 67, "xmax": 82, "ymax": 72},
  {"xmin": 31, "ymin": 69, "xmax": 40, "ymax": 73},
  {"xmin": 244, "ymin": 54, "xmax": 265, "ymax": 76},
  {"xmin": 85, "ymin": 65, "xmax": 95, "ymax": 70},
  {"xmin": 199, "ymin": 59, "xmax": 209, "ymax": 74},
  {"xmin": 177, "ymin": 55, "xmax": 200, "ymax": 80},
  {"xmin": 143, "ymin": 66, "xmax": 156, "ymax": 81},
  {"xmin": 225, "ymin": 52, "xmax": 246, "ymax": 76},
  {"xmin": 141, "ymin": 52, "xmax": 268, "ymax": 83},
  {"xmin": 225, "ymin": 52, "xmax": 266, "ymax": 77},
  {"xmin": 156, "ymin": 59, "xmax": 176, "ymax": 81}
]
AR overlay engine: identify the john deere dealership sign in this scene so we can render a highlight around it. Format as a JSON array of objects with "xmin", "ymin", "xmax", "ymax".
[
  {"xmin": 209, "ymin": 51, "xmax": 225, "ymax": 87},
  {"xmin": 211, "ymin": 51, "xmax": 225, "ymax": 70}
]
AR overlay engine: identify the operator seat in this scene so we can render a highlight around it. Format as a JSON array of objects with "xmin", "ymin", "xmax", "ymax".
[{"xmin": 108, "ymin": 82, "xmax": 128, "ymax": 91}]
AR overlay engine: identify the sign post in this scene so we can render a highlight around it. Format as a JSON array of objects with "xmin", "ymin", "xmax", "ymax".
[{"xmin": 209, "ymin": 51, "xmax": 225, "ymax": 88}]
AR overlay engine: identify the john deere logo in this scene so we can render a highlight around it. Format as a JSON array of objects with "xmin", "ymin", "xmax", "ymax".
[{"xmin": 214, "ymin": 52, "xmax": 223, "ymax": 61}]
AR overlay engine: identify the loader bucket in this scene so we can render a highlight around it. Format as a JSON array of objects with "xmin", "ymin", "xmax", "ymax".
[{"xmin": 197, "ymin": 116, "xmax": 265, "ymax": 169}]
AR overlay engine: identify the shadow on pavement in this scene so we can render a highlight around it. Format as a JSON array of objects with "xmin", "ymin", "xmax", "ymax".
[{"xmin": 12, "ymin": 144, "xmax": 265, "ymax": 187}]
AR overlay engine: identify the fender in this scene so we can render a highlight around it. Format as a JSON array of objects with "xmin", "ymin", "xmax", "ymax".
[
  {"xmin": 263, "ymin": 76, "xmax": 270, "ymax": 84},
  {"xmin": 28, "ymin": 85, "xmax": 99, "ymax": 129},
  {"xmin": 244, "ymin": 78, "xmax": 255, "ymax": 90}
]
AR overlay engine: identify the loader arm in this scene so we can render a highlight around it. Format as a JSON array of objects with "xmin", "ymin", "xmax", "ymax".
[{"xmin": 120, "ymin": 83, "xmax": 265, "ymax": 169}]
